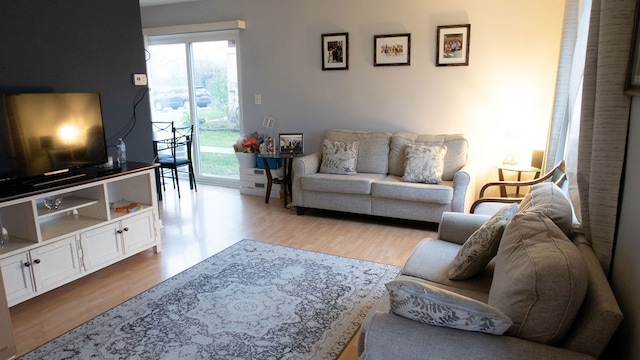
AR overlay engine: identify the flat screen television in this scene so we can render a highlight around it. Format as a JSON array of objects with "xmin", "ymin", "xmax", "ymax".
[{"xmin": 0, "ymin": 92, "xmax": 108, "ymax": 185}]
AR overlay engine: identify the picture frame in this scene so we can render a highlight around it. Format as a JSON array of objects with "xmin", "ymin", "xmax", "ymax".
[
  {"xmin": 279, "ymin": 133, "xmax": 304, "ymax": 155},
  {"xmin": 374, "ymin": 33, "xmax": 411, "ymax": 66},
  {"xmin": 322, "ymin": 33, "xmax": 348, "ymax": 70},
  {"xmin": 626, "ymin": 2, "xmax": 640, "ymax": 96},
  {"xmin": 436, "ymin": 24, "xmax": 471, "ymax": 66}
]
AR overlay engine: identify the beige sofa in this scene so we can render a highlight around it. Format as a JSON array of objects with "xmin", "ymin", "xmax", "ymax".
[
  {"xmin": 358, "ymin": 183, "xmax": 622, "ymax": 359},
  {"xmin": 291, "ymin": 129, "xmax": 474, "ymax": 223}
]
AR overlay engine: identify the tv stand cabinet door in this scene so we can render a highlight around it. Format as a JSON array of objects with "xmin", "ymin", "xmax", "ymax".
[
  {"xmin": 80, "ymin": 223, "xmax": 124, "ymax": 273},
  {"xmin": 121, "ymin": 211, "xmax": 156, "ymax": 255},
  {"xmin": 0, "ymin": 252, "xmax": 35, "ymax": 307},
  {"xmin": 30, "ymin": 236, "xmax": 81, "ymax": 293}
]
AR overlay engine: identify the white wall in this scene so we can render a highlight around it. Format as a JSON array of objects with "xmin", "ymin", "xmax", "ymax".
[{"xmin": 140, "ymin": 0, "xmax": 565, "ymax": 188}]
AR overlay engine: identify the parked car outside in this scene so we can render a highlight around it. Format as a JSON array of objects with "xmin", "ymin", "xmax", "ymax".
[{"xmin": 153, "ymin": 86, "xmax": 211, "ymax": 110}]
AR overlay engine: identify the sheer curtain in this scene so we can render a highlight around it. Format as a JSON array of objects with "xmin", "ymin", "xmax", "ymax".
[
  {"xmin": 549, "ymin": 0, "xmax": 635, "ymax": 273},
  {"xmin": 546, "ymin": 0, "xmax": 591, "ymax": 223}
]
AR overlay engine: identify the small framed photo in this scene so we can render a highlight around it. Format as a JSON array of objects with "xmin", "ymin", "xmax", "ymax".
[
  {"xmin": 322, "ymin": 33, "xmax": 348, "ymax": 70},
  {"xmin": 279, "ymin": 133, "xmax": 304, "ymax": 155},
  {"xmin": 374, "ymin": 33, "xmax": 411, "ymax": 66},
  {"xmin": 436, "ymin": 24, "xmax": 471, "ymax": 66}
]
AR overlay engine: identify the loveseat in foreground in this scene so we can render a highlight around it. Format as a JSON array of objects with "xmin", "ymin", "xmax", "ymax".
[
  {"xmin": 358, "ymin": 183, "xmax": 622, "ymax": 359},
  {"xmin": 291, "ymin": 129, "xmax": 474, "ymax": 223}
]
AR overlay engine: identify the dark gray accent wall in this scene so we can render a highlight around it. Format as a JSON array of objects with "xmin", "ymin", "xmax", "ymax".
[{"xmin": 0, "ymin": 0, "xmax": 153, "ymax": 163}]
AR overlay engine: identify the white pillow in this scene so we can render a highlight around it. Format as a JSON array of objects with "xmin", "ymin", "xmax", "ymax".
[
  {"xmin": 387, "ymin": 278, "xmax": 513, "ymax": 335},
  {"xmin": 448, "ymin": 203, "xmax": 519, "ymax": 280},
  {"xmin": 401, "ymin": 144, "xmax": 447, "ymax": 184},
  {"xmin": 319, "ymin": 139, "xmax": 359, "ymax": 175}
]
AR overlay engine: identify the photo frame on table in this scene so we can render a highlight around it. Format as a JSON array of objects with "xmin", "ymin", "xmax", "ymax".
[
  {"xmin": 279, "ymin": 133, "xmax": 304, "ymax": 155},
  {"xmin": 626, "ymin": 2, "xmax": 640, "ymax": 96},
  {"xmin": 374, "ymin": 33, "xmax": 411, "ymax": 66},
  {"xmin": 436, "ymin": 24, "xmax": 470, "ymax": 66},
  {"xmin": 322, "ymin": 33, "xmax": 349, "ymax": 70}
]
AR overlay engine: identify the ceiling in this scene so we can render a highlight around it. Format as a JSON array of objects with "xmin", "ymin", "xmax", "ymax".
[{"xmin": 139, "ymin": 0, "xmax": 199, "ymax": 7}]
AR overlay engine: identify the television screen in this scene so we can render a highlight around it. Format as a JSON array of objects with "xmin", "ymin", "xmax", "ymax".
[{"xmin": 0, "ymin": 93, "xmax": 108, "ymax": 183}]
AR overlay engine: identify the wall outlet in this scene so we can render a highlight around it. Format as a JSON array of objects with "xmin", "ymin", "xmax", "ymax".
[{"xmin": 132, "ymin": 73, "xmax": 147, "ymax": 86}]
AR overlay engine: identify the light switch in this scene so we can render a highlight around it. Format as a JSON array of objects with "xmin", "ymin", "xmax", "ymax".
[{"xmin": 255, "ymin": 94, "xmax": 262, "ymax": 105}]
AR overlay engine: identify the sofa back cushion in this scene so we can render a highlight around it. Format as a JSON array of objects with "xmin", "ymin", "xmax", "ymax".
[
  {"xmin": 519, "ymin": 182, "xmax": 573, "ymax": 236},
  {"xmin": 324, "ymin": 129, "xmax": 391, "ymax": 174},
  {"xmin": 488, "ymin": 212, "xmax": 588, "ymax": 345},
  {"xmin": 389, "ymin": 133, "xmax": 468, "ymax": 181}
]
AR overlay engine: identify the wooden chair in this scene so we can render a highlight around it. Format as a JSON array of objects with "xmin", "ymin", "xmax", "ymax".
[
  {"xmin": 157, "ymin": 124, "xmax": 197, "ymax": 198},
  {"xmin": 470, "ymin": 160, "xmax": 567, "ymax": 214}
]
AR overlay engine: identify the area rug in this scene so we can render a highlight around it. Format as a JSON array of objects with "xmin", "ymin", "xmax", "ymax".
[{"xmin": 21, "ymin": 239, "xmax": 400, "ymax": 360}]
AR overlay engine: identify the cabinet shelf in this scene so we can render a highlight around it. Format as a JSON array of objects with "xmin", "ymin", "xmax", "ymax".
[
  {"xmin": 37, "ymin": 196, "xmax": 99, "ymax": 219},
  {"xmin": 39, "ymin": 215, "xmax": 104, "ymax": 241},
  {"xmin": 0, "ymin": 237, "xmax": 36, "ymax": 258}
]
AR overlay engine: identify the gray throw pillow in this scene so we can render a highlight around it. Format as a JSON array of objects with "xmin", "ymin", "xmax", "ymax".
[
  {"xmin": 401, "ymin": 144, "xmax": 447, "ymax": 184},
  {"xmin": 319, "ymin": 139, "xmax": 359, "ymax": 175},
  {"xmin": 488, "ymin": 212, "xmax": 588, "ymax": 344},
  {"xmin": 387, "ymin": 278, "xmax": 513, "ymax": 335},
  {"xmin": 448, "ymin": 203, "xmax": 519, "ymax": 280}
]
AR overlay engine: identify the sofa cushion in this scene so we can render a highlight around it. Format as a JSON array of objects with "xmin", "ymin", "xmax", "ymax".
[
  {"xmin": 518, "ymin": 182, "xmax": 573, "ymax": 236},
  {"xmin": 386, "ymin": 278, "xmax": 513, "ymax": 335},
  {"xmin": 319, "ymin": 139, "xmax": 359, "ymax": 175},
  {"xmin": 401, "ymin": 239, "xmax": 494, "ymax": 303},
  {"xmin": 488, "ymin": 212, "xmax": 588, "ymax": 345},
  {"xmin": 389, "ymin": 133, "xmax": 468, "ymax": 181},
  {"xmin": 324, "ymin": 129, "xmax": 391, "ymax": 174},
  {"xmin": 402, "ymin": 144, "xmax": 447, "ymax": 184},
  {"xmin": 301, "ymin": 172, "xmax": 385, "ymax": 195},
  {"xmin": 372, "ymin": 175, "xmax": 453, "ymax": 203},
  {"xmin": 448, "ymin": 203, "xmax": 519, "ymax": 280}
]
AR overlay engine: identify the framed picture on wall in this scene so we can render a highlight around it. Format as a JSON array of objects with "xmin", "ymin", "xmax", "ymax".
[
  {"xmin": 436, "ymin": 24, "xmax": 471, "ymax": 66},
  {"xmin": 279, "ymin": 133, "xmax": 304, "ymax": 155},
  {"xmin": 374, "ymin": 33, "xmax": 411, "ymax": 66},
  {"xmin": 322, "ymin": 33, "xmax": 348, "ymax": 70}
]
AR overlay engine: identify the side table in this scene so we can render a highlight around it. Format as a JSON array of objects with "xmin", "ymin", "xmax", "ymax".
[
  {"xmin": 258, "ymin": 153, "xmax": 302, "ymax": 207},
  {"xmin": 497, "ymin": 165, "xmax": 541, "ymax": 197}
]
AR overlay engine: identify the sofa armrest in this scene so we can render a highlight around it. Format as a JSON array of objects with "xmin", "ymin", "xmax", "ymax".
[
  {"xmin": 292, "ymin": 152, "xmax": 322, "ymax": 207},
  {"xmin": 292, "ymin": 152, "xmax": 321, "ymax": 176},
  {"xmin": 437, "ymin": 212, "xmax": 491, "ymax": 245},
  {"xmin": 451, "ymin": 162, "xmax": 475, "ymax": 213},
  {"xmin": 359, "ymin": 312, "xmax": 595, "ymax": 360}
]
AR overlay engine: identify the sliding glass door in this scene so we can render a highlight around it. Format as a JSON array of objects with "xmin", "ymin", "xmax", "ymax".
[{"xmin": 146, "ymin": 30, "xmax": 242, "ymax": 186}]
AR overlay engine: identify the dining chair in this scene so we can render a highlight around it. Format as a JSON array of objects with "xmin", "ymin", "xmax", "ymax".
[{"xmin": 157, "ymin": 124, "xmax": 197, "ymax": 198}]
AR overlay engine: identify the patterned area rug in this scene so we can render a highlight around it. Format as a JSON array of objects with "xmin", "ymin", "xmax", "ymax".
[{"xmin": 21, "ymin": 239, "xmax": 400, "ymax": 359}]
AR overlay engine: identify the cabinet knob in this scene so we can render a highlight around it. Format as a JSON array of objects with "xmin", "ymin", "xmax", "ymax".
[
  {"xmin": 117, "ymin": 230, "xmax": 123, "ymax": 234},
  {"xmin": 123, "ymin": 227, "xmax": 129, "ymax": 232},
  {"xmin": 34, "ymin": 259, "xmax": 41, "ymax": 264},
  {"xmin": 24, "ymin": 262, "xmax": 31, "ymax": 267}
]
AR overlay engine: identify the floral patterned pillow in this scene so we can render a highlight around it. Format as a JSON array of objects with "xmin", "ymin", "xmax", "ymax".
[
  {"xmin": 402, "ymin": 144, "xmax": 447, "ymax": 184},
  {"xmin": 319, "ymin": 139, "xmax": 359, "ymax": 175},
  {"xmin": 387, "ymin": 278, "xmax": 513, "ymax": 335},
  {"xmin": 448, "ymin": 203, "xmax": 519, "ymax": 280}
]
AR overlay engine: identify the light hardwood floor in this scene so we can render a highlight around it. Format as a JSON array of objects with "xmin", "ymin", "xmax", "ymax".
[{"xmin": 9, "ymin": 183, "xmax": 438, "ymax": 358}]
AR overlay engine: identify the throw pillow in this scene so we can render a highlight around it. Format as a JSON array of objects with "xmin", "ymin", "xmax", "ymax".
[
  {"xmin": 386, "ymin": 278, "xmax": 513, "ymax": 335},
  {"xmin": 401, "ymin": 144, "xmax": 447, "ymax": 184},
  {"xmin": 448, "ymin": 203, "xmax": 519, "ymax": 280},
  {"xmin": 488, "ymin": 212, "xmax": 588, "ymax": 345},
  {"xmin": 319, "ymin": 139, "xmax": 359, "ymax": 175},
  {"xmin": 518, "ymin": 182, "xmax": 573, "ymax": 236}
]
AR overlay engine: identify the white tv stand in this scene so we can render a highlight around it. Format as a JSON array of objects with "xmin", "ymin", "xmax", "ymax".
[{"xmin": 0, "ymin": 163, "xmax": 162, "ymax": 307}]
